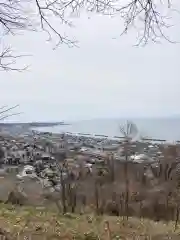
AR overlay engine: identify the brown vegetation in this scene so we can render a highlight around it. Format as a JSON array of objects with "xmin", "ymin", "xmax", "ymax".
[
  {"xmin": 1, "ymin": 122, "xmax": 180, "ymax": 239},
  {"xmin": 2, "ymin": 145, "xmax": 180, "ymax": 224},
  {"xmin": 0, "ymin": 203, "xmax": 180, "ymax": 240}
]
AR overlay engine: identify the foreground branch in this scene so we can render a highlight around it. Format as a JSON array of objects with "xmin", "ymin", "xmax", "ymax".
[
  {"xmin": 0, "ymin": 0, "xmax": 178, "ymax": 71},
  {"xmin": 0, "ymin": 105, "xmax": 22, "ymax": 121},
  {"xmin": 33, "ymin": 0, "xmax": 177, "ymax": 46},
  {"xmin": 0, "ymin": 0, "xmax": 176, "ymax": 48},
  {"xmin": 0, "ymin": 47, "xmax": 28, "ymax": 71},
  {"xmin": 118, "ymin": 0, "xmax": 176, "ymax": 45},
  {"xmin": 0, "ymin": 0, "xmax": 32, "ymax": 35}
]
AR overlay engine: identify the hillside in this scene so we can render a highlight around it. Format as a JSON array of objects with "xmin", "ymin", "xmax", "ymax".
[{"xmin": 0, "ymin": 204, "xmax": 179, "ymax": 240}]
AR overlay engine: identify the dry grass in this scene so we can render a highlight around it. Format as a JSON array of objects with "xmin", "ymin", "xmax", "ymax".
[{"xmin": 0, "ymin": 204, "xmax": 179, "ymax": 240}]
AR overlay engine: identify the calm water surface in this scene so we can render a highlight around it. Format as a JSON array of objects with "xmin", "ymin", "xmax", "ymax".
[{"xmin": 34, "ymin": 118, "xmax": 180, "ymax": 141}]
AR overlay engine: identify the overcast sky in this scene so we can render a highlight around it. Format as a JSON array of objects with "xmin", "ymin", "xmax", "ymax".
[{"xmin": 1, "ymin": 7, "xmax": 180, "ymax": 122}]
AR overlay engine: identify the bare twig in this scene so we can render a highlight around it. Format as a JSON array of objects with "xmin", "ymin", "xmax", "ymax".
[
  {"xmin": 0, "ymin": 0, "xmax": 31, "ymax": 35},
  {"xmin": 34, "ymin": 0, "xmax": 78, "ymax": 48},
  {"xmin": 0, "ymin": 105, "xmax": 22, "ymax": 121},
  {"xmin": 0, "ymin": 0, "xmax": 178, "ymax": 71},
  {"xmin": 0, "ymin": 47, "xmax": 29, "ymax": 71},
  {"xmin": 0, "ymin": 112, "xmax": 22, "ymax": 121},
  {"xmin": 0, "ymin": 0, "xmax": 177, "ymax": 47},
  {"xmin": 117, "ymin": 0, "xmax": 177, "ymax": 46},
  {"xmin": 33, "ymin": 0, "xmax": 178, "ymax": 46},
  {"xmin": 0, "ymin": 104, "xmax": 19, "ymax": 115}
]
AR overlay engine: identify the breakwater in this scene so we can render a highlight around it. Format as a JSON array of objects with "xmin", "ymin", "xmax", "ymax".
[{"xmin": 64, "ymin": 131, "xmax": 180, "ymax": 143}]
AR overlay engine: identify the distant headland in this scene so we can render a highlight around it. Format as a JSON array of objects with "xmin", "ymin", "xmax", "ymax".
[{"xmin": 0, "ymin": 122, "xmax": 70, "ymax": 127}]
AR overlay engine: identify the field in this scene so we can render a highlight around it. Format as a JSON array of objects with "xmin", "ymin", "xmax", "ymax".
[{"xmin": 0, "ymin": 203, "xmax": 180, "ymax": 240}]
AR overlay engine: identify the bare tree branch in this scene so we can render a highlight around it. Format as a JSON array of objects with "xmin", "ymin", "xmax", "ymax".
[
  {"xmin": 0, "ymin": 0, "xmax": 177, "ymax": 47},
  {"xmin": 0, "ymin": 0, "xmax": 178, "ymax": 70},
  {"xmin": 117, "ymin": 0, "xmax": 177, "ymax": 46},
  {"xmin": 0, "ymin": 105, "xmax": 22, "ymax": 121},
  {"xmin": 0, "ymin": 0, "xmax": 29, "ymax": 35},
  {"xmin": 0, "ymin": 46, "xmax": 29, "ymax": 71},
  {"xmin": 34, "ymin": 0, "xmax": 78, "ymax": 48},
  {"xmin": 0, "ymin": 104, "xmax": 19, "ymax": 115},
  {"xmin": 32, "ymin": 0, "xmax": 178, "ymax": 47}
]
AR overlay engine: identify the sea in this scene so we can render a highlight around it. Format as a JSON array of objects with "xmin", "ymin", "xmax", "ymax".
[{"xmin": 33, "ymin": 118, "xmax": 180, "ymax": 142}]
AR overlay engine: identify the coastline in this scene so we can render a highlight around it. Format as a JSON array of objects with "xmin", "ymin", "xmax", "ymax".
[
  {"xmin": 33, "ymin": 128, "xmax": 180, "ymax": 144},
  {"xmin": 0, "ymin": 121, "xmax": 70, "ymax": 128}
]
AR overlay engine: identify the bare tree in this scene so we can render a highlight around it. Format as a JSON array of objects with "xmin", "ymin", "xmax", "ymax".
[
  {"xmin": 0, "ymin": 0, "xmax": 178, "ymax": 70},
  {"xmin": 119, "ymin": 120, "xmax": 138, "ymax": 219}
]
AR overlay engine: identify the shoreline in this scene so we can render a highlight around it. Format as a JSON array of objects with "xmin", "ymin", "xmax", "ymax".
[
  {"xmin": 34, "ymin": 129, "xmax": 179, "ymax": 144},
  {"xmin": 0, "ymin": 121, "xmax": 70, "ymax": 128}
]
